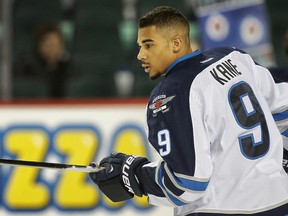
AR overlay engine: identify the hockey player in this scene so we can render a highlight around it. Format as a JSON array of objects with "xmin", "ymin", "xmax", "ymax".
[{"xmin": 89, "ymin": 6, "xmax": 288, "ymax": 215}]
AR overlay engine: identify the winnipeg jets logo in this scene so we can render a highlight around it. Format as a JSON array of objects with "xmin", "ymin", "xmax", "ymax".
[{"xmin": 149, "ymin": 95, "xmax": 175, "ymax": 116}]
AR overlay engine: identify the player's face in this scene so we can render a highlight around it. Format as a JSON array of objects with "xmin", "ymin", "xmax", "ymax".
[{"xmin": 137, "ymin": 25, "xmax": 176, "ymax": 80}]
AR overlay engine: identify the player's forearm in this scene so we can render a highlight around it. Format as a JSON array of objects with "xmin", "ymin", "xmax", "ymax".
[
  {"xmin": 136, "ymin": 161, "xmax": 166, "ymax": 197},
  {"xmin": 136, "ymin": 160, "xmax": 208, "ymax": 207}
]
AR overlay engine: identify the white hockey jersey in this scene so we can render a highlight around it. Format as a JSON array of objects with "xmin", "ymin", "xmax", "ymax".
[{"xmin": 136, "ymin": 47, "xmax": 288, "ymax": 215}]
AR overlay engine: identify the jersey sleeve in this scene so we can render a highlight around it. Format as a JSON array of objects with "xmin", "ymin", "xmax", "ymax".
[
  {"xmin": 268, "ymin": 66, "xmax": 288, "ymax": 83},
  {"xmin": 136, "ymin": 82, "xmax": 212, "ymax": 207},
  {"xmin": 251, "ymin": 58, "xmax": 288, "ymax": 150}
]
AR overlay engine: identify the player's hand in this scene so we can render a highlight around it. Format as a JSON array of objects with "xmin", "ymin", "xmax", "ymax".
[{"xmin": 89, "ymin": 152, "xmax": 148, "ymax": 202}]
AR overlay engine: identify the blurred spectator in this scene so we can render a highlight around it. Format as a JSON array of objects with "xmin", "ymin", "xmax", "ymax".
[{"xmin": 13, "ymin": 22, "xmax": 78, "ymax": 98}]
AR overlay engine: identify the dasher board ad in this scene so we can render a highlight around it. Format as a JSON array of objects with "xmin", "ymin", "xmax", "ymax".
[{"xmin": 0, "ymin": 100, "xmax": 173, "ymax": 216}]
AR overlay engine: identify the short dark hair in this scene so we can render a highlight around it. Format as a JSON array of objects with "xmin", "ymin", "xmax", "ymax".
[{"xmin": 138, "ymin": 6, "xmax": 189, "ymax": 32}]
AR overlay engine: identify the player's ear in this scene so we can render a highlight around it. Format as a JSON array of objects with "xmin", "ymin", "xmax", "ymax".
[{"xmin": 172, "ymin": 36, "xmax": 182, "ymax": 53}]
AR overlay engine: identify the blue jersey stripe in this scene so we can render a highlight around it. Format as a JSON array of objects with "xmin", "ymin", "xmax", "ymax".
[
  {"xmin": 273, "ymin": 110, "xmax": 288, "ymax": 121},
  {"xmin": 157, "ymin": 166, "xmax": 186, "ymax": 206},
  {"xmin": 282, "ymin": 129, "xmax": 288, "ymax": 138},
  {"xmin": 166, "ymin": 50, "xmax": 202, "ymax": 75},
  {"xmin": 176, "ymin": 176, "xmax": 209, "ymax": 191},
  {"xmin": 164, "ymin": 164, "xmax": 209, "ymax": 191}
]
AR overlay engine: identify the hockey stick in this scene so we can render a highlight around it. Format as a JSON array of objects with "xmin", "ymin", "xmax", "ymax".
[{"xmin": 0, "ymin": 158, "xmax": 102, "ymax": 173}]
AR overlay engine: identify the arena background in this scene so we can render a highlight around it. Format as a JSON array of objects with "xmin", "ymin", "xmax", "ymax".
[{"xmin": 0, "ymin": 0, "xmax": 286, "ymax": 215}]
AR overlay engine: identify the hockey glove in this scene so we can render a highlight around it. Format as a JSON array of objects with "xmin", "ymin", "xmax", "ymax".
[{"xmin": 89, "ymin": 152, "xmax": 148, "ymax": 202}]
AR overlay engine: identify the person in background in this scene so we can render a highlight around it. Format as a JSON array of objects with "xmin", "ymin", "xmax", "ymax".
[
  {"xmin": 89, "ymin": 6, "xmax": 288, "ymax": 215},
  {"xmin": 13, "ymin": 22, "xmax": 78, "ymax": 98}
]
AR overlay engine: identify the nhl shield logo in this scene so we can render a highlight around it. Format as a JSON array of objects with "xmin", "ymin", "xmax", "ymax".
[{"xmin": 149, "ymin": 95, "xmax": 175, "ymax": 116}]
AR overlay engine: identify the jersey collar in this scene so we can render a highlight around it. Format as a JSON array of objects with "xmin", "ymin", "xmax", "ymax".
[{"xmin": 165, "ymin": 50, "xmax": 202, "ymax": 75}]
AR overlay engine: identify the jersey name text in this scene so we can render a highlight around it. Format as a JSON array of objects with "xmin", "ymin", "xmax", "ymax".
[{"xmin": 210, "ymin": 59, "xmax": 242, "ymax": 85}]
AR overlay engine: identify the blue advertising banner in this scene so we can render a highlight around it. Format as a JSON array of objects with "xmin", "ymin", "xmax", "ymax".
[{"xmin": 196, "ymin": 0, "xmax": 275, "ymax": 66}]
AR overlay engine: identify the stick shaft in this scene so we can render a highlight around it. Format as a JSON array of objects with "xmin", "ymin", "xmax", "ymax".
[{"xmin": 0, "ymin": 158, "xmax": 101, "ymax": 173}]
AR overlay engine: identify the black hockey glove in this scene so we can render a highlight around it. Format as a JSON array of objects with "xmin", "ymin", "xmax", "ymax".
[{"xmin": 89, "ymin": 152, "xmax": 148, "ymax": 202}]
